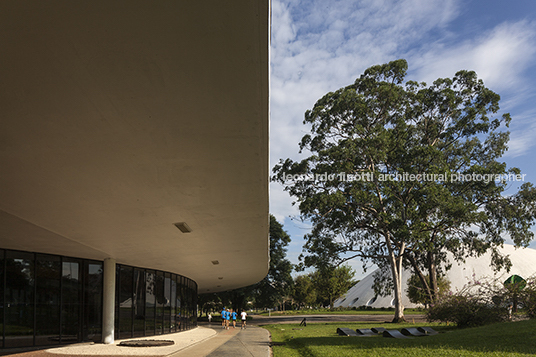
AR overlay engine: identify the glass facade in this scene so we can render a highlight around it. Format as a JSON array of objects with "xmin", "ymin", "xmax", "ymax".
[
  {"xmin": 0, "ymin": 249, "xmax": 198, "ymax": 349},
  {"xmin": 1, "ymin": 250, "xmax": 102, "ymax": 348},
  {"xmin": 114, "ymin": 264, "xmax": 197, "ymax": 339}
]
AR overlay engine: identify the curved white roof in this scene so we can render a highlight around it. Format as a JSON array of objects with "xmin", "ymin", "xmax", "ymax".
[{"xmin": 335, "ymin": 244, "xmax": 536, "ymax": 308}]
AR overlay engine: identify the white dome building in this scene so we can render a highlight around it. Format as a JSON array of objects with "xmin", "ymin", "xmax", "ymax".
[{"xmin": 334, "ymin": 244, "xmax": 536, "ymax": 309}]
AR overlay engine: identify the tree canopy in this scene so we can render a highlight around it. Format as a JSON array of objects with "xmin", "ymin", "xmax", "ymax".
[
  {"xmin": 273, "ymin": 59, "xmax": 536, "ymax": 322},
  {"xmin": 293, "ymin": 274, "xmax": 317, "ymax": 309},
  {"xmin": 252, "ymin": 214, "xmax": 294, "ymax": 308},
  {"xmin": 310, "ymin": 264, "xmax": 355, "ymax": 308}
]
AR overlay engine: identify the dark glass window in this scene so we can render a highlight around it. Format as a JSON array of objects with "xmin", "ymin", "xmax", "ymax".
[
  {"xmin": 145, "ymin": 270, "xmax": 155, "ymax": 336},
  {"xmin": 190, "ymin": 281, "xmax": 195, "ymax": 328},
  {"xmin": 179, "ymin": 276, "xmax": 185, "ymax": 330},
  {"xmin": 171, "ymin": 275, "xmax": 177, "ymax": 332},
  {"xmin": 133, "ymin": 268, "xmax": 145, "ymax": 337},
  {"xmin": 0, "ymin": 249, "xmax": 197, "ymax": 350},
  {"xmin": 5, "ymin": 251, "xmax": 35, "ymax": 348},
  {"xmin": 35, "ymin": 254, "xmax": 61, "ymax": 346},
  {"xmin": 155, "ymin": 271, "xmax": 164, "ymax": 335},
  {"xmin": 113, "ymin": 265, "xmax": 197, "ymax": 337},
  {"xmin": 83, "ymin": 262, "xmax": 102, "ymax": 342},
  {"xmin": 177, "ymin": 276, "xmax": 182, "ymax": 331},
  {"xmin": 164, "ymin": 273, "xmax": 171, "ymax": 333},
  {"xmin": 118, "ymin": 266, "xmax": 134, "ymax": 339},
  {"xmin": 114, "ymin": 265, "xmax": 120, "ymax": 336},
  {"xmin": 61, "ymin": 259, "xmax": 81, "ymax": 344}
]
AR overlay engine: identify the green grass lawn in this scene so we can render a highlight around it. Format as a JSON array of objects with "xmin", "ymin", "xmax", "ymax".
[{"xmin": 263, "ymin": 319, "xmax": 536, "ymax": 357}]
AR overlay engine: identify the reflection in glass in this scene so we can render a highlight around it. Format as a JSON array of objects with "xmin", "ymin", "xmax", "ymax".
[
  {"xmin": 84, "ymin": 262, "xmax": 103, "ymax": 342},
  {"xmin": 0, "ymin": 249, "xmax": 198, "ymax": 349},
  {"xmin": 119, "ymin": 266, "xmax": 133, "ymax": 339},
  {"xmin": 62, "ymin": 259, "xmax": 81, "ymax": 344},
  {"xmin": 155, "ymin": 271, "xmax": 164, "ymax": 335},
  {"xmin": 171, "ymin": 276, "xmax": 177, "ymax": 332},
  {"xmin": 178, "ymin": 277, "xmax": 184, "ymax": 331},
  {"xmin": 5, "ymin": 251, "xmax": 35, "ymax": 348},
  {"xmin": 164, "ymin": 273, "xmax": 171, "ymax": 333},
  {"xmin": 35, "ymin": 254, "xmax": 61, "ymax": 346},
  {"xmin": 145, "ymin": 270, "xmax": 155, "ymax": 336},
  {"xmin": 133, "ymin": 268, "xmax": 146, "ymax": 337}
]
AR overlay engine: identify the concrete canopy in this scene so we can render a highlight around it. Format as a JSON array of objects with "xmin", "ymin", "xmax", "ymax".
[{"xmin": 0, "ymin": 0, "xmax": 270, "ymax": 293}]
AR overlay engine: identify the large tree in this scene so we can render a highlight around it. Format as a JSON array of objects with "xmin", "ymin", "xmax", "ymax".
[
  {"xmin": 293, "ymin": 274, "xmax": 317, "ymax": 309},
  {"xmin": 310, "ymin": 265, "xmax": 355, "ymax": 309},
  {"xmin": 273, "ymin": 59, "xmax": 536, "ymax": 322}
]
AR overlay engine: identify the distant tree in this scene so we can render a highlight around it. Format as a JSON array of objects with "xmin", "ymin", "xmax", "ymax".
[
  {"xmin": 199, "ymin": 215, "xmax": 293, "ymax": 311},
  {"xmin": 251, "ymin": 215, "xmax": 294, "ymax": 308},
  {"xmin": 310, "ymin": 265, "xmax": 355, "ymax": 309},
  {"xmin": 273, "ymin": 59, "xmax": 536, "ymax": 322},
  {"xmin": 197, "ymin": 293, "xmax": 221, "ymax": 317},
  {"xmin": 293, "ymin": 274, "xmax": 317, "ymax": 309}
]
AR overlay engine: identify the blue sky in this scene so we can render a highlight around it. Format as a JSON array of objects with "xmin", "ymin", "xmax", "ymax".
[{"xmin": 269, "ymin": 0, "xmax": 536, "ymax": 279}]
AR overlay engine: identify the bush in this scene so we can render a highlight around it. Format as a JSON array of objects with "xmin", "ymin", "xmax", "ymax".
[
  {"xmin": 520, "ymin": 278, "xmax": 536, "ymax": 318},
  {"xmin": 427, "ymin": 293, "xmax": 508, "ymax": 328}
]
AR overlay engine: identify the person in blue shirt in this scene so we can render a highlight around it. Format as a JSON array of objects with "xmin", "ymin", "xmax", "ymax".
[
  {"xmin": 231, "ymin": 309, "xmax": 238, "ymax": 328},
  {"xmin": 221, "ymin": 308, "xmax": 227, "ymax": 329},
  {"xmin": 226, "ymin": 309, "xmax": 231, "ymax": 329}
]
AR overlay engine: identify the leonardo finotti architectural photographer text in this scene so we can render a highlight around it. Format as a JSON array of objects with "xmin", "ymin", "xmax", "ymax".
[{"xmin": 283, "ymin": 172, "xmax": 527, "ymax": 183}]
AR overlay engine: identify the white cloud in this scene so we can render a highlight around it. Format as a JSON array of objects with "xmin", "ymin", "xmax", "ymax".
[
  {"xmin": 270, "ymin": 0, "xmax": 464, "ymax": 221},
  {"xmin": 410, "ymin": 21, "xmax": 536, "ymax": 91},
  {"xmin": 505, "ymin": 108, "xmax": 536, "ymax": 157}
]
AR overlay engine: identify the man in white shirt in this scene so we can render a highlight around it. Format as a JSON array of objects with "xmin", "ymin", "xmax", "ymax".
[{"xmin": 240, "ymin": 310, "xmax": 247, "ymax": 329}]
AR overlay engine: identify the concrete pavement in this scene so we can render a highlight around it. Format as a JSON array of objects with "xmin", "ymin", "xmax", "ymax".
[
  {"xmin": 171, "ymin": 325, "xmax": 270, "ymax": 357},
  {"xmin": 0, "ymin": 324, "xmax": 271, "ymax": 357}
]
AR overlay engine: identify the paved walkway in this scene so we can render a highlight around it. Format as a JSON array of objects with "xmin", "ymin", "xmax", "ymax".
[
  {"xmin": 0, "ymin": 324, "xmax": 271, "ymax": 357},
  {"xmin": 172, "ymin": 325, "xmax": 270, "ymax": 357}
]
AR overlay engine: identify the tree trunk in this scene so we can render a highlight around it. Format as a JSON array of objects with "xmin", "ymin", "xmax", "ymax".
[
  {"xmin": 427, "ymin": 251, "xmax": 438, "ymax": 303},
  {"xmin": 387, "ymin": 240, "xmax": 405, "ymax": 323},
  {"xmin": 407, "ymin": 253, "xmax": 433, "ymax": 305}
]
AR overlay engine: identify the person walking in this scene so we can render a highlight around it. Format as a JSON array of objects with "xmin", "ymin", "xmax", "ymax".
[
  {"xmin": 225, "ymin": 309, "xmax": 231, "ymax": 329},
  {"xmin": 221, "ymin": 308, "xmax": 227, "ymax": 329},
  {"xmin": 231, "ymin": 309, "xmax": 237, "ymax": 328},
  {"xmin": 241, "ymin": 310, "xmax": 247, "ymax": 329}
]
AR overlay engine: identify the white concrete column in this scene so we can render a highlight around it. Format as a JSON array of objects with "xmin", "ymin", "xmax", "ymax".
[{"xmin": 102, "ymin": 258, "xmax": 116, "ymax": 344}]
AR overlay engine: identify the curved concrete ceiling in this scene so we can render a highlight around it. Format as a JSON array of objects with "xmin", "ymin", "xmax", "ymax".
[{"xmin": 0, "ymin": 0, "xmax": 270, "ymax": 292}]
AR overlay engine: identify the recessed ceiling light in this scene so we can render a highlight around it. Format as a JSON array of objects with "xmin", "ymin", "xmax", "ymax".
[
  {"xmin": 211, "ymin": 260, "xmax": 219, "ymax": 265},
  {"xmin": 174, "ymin": 222, "xmax": 192, "ymax": 233}
]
